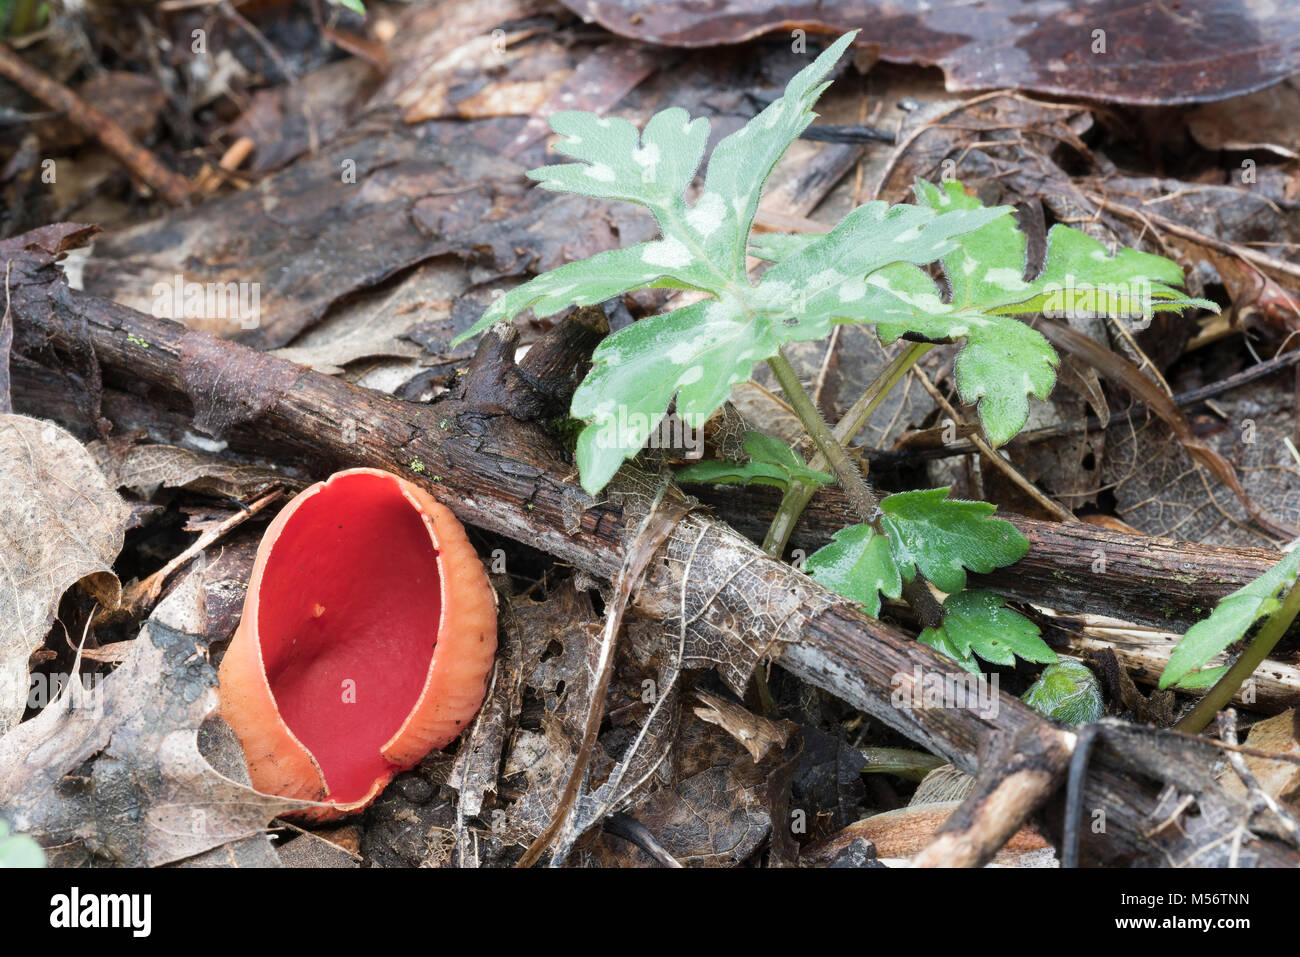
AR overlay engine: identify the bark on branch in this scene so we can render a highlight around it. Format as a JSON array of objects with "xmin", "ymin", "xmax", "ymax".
[
  {"xmin": 694, "ymin": 485, "xmax": 1279, "ymax": 631},
  {"xmin": 5, "ymin": 225, "xmax": 1296, "ymax": 867}
]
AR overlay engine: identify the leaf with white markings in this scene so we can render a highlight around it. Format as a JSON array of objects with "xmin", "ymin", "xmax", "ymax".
[
  {"xmin": 676, "ymin": 431, "xmax": 833, "ymax": 491},
  {"xmin": 911, "ymin": 180, "xmax": 1214, "ymax": 444},
  {"xmin": 753, "ymin": 181, "xmax": 1214, "ymax": 447},
  {"xmin": 454, "ymin": 30, "xmax": 1213, "ymax": 492},
  {"xmin": 454, "ymin": 32, "xmax": 1014, "ymax": 492},
  {"xmin": 1159, "ymin": 549, "xmax": 1300, "ymax": 690}
]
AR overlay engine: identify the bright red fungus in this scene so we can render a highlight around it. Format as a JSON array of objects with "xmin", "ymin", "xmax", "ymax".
[{"xmin": 218, "ymin": 468, "xmax": 497, "ymax": 818}]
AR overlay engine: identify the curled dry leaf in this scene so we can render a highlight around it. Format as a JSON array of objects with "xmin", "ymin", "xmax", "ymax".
[
  {"xmin": 0, "ymin": 568, "xmax": 307, "ymax": 866},
  {"xmin": 692, "ymin": 691, "xmax": 796, "ymax": 763},
  {"xmin": 0, "ymin": 414, "xmax": 129, "ymax": 734}
]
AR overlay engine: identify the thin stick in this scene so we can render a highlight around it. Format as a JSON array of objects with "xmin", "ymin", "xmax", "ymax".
[
  {"xmin": 0, "ymin": 44, "xmax": 194, "ymax": 205},
  {"xmin": 910, "ymin": 363, "xmax": 1076, "ymax": 522},
  {"xmin": 113, "ymin": 488, "xmax": 283, "ymax": 615},
  {"xmin": 518, "ymin": 478, "xmax": 684, "ymax": 868}
]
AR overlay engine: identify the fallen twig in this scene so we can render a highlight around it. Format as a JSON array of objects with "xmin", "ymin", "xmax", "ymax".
[
  {"xmin": 0, "ymin": 45, "xmax": 194, "ymax": 206},
  {"xmin": 8, "ymin": 225, "xmax": 1300, "ymax": 866}
]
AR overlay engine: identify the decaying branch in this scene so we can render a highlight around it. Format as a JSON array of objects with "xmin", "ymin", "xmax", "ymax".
[
  {"xmin": 911, "ymin": 723, "xmax": 1075, "ymax": 868},
  {"xmin": 696, "ymin": 484, "xmax": 1280, "ymax": 631},
  {"xmin": 6, "ymin": 225, "xmax": 1299, "ymax": 867}
]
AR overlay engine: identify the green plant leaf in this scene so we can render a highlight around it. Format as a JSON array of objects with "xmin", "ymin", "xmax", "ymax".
[
  {"xmin": 530, "ymin": 107, "xmax": 711, "ymax": 219},
  {"xmin": 452, "ymin": 27, "xmax": 1215, "ymax": 493},
  {"xmin": 673, "ymin": 458, "xmax": 791, "ymax": 488},
  {"xmin": 699, "ymin": 31, "xmax": 859, "ymax": 277},
  {"xmin": 918, "ymin": 624, "xmax": 982, "ymax": 675},
  {"xmin": 452, "ymin": 243, "xmax": 706, "ymax": 346},
  {"xmin": 676, "ymin": 431, "xmax": 834, "ymax": 490},
  {"xmin": 877, "ymin": 487, "xmax": 1030, "ymax": 594},
  {"xmin": 569, "ymin": 299, "xmax": 842, "ymax": 492},
  {"xmin": 0, "ymin": 819, "xmax": 44, "ymax": 868},
  {"xmin": 804, "ymin": 487, "xmax": 1027, "ymax": 615},
  {"xmin": 1022, "ymin": 660, "xmax": 1104, "ymax": 724},
  {"xmin": 914, "ymin": 179, "xmax": 1216, "ymax": 317},
  {"xmin": 755, "ymin": 201, "xmax": 1013, "ymax": 324},
  {"xmin": 920, "ymin": 590, "xmax": 1056, "ymax": 670},
  {"xmin": 1159, "ymin": 549, "xmax": 1300, "ymax": 690},
  {"xmin": 911, "ymin": 179, "xmax": 1214, "ymax": 444},
  {"xmin": 757, "ymin": 181, "xmax": 1213, "ymax": 449},
  {"xmin": 453, "ymin": 34, "xmax": 1018, "ymax": 492},
  {"xmin": 804, "ymin": 524, "xmax": 901, "ymax": 618},
  {"xmin": 1170, "ymin": 665, "xmax": 1229, "ymax": 691}
]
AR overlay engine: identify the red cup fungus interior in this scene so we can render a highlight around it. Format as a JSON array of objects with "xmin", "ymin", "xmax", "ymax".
[{"xmin": 257, "ymin": 472, "xmax": 443, "ymax": 802}]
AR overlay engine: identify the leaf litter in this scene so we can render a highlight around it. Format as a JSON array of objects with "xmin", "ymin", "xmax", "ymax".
[{"xmin": 8, "ymin": 0, "xmax": 1300, "ymax": 870}]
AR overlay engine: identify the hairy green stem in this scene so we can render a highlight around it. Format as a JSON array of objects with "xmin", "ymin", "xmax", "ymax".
[
  {"xmin": 766, "ymin": 346, "xmax": 942, "ymax": 627},
  {"xmin": 762, "ymin": 342, "xmax": 933, "ymax": 557},
  {"xmin": 767, "ymin": 347, "xmax": 881, "ymax": 519},
  {"xmin": 1174, "ymin": 575, "xmax": 1300, "ymax": 734}
]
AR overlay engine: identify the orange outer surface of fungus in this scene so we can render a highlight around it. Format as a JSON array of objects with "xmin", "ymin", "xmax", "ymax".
[{"xmin": 218, "ymin": 468, "xmax": 497, "ymax": 819}]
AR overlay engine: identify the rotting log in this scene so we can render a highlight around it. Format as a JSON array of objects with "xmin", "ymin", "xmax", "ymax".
[{"xmin": 6, "ymin": 225, "xmax": 1298, "ymax": 867}]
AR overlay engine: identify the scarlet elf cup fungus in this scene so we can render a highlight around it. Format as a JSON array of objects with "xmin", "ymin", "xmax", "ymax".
[{"xmin": 218, "ymin": 468, "xmax": 497, "ymax": 818}]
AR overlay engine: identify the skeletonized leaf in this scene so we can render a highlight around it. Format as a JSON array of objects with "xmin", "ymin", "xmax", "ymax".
[{"xmin": 0, "ymin": 568, "xmax": 306, "ymax": 866}]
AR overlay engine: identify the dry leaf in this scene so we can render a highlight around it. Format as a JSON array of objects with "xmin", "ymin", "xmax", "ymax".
[
  {"xmin": 0, "ymin": 414, "xmax": 129, "ymax": 734},
  {"xmin": 801, "ymin": 802, "xmax": 1052, "ymax": 866},
  {"xmin": 692, "ymin": 691, "xmax": 795, "ymax": 763},
  {"xmin": 1220, "ymin": 709, "xmax": 1300, "ymax": 809},
  {"xmin": 91, "ymin": 440, "xmax": 289, "ymax": 502},
  {"xmin": 0, "ymin": 569, "xmax": 306, "ymax": 866}
]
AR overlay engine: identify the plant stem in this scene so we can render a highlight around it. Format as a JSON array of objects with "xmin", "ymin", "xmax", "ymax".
[
  {"xmin": 766, "ymin": 346, "xmax": 943, "ymax": 627},
  {"xmin": 1174, "ymin": 574, "xmax": 1300, "ymax": 734},
  {"xmin": 767, "ymin": 347, "xmax": 880, "ymax": 519},
  {"xmin": 762, "ymin": 342, "xmax": 933, "ymax": 557}
]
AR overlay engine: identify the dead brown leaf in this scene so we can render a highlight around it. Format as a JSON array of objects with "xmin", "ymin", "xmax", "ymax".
[
  {"xmin": 1219, "ymin": 710, "xmax": 1300, "ymax": 810},
  {"xmin": 692, "ymin": 691, "xmax": 795, "ymax": 763},
  {"xmin": 91, "ymin": 440, "xmax": 290, "ymax": 502},
  {"xmin": 0, "ymin": 568, "xmax": 306, "ymax": 866},
  {"xmin": 0, "ymin": 414, "xmax": 128, "ymax": 734}
]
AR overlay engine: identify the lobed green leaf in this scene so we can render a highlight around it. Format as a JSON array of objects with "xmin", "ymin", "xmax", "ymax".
[
  {"xmin": 919, "ymin": 590, "xmax": 1056, "ymax": 671},
  {"xmin": 805, "ymin": 524, "xmax": 901, "ymax": 618},
  {"xmin": 877, "ymin": 487, "xmax": 1030, "ymax": 594}
]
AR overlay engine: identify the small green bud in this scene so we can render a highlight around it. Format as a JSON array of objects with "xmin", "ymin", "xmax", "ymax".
[{"xmin": 1022, "ymin": 660, "xmax": 1103, "ymax": 725}]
